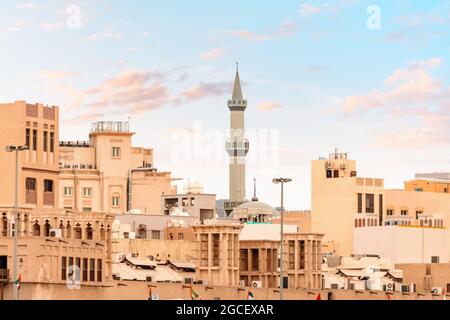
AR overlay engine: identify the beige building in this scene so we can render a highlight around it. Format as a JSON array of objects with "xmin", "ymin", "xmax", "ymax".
[
  {"xmin": 0, "ymin": 206, "xmax": 114, "ymax": 287},
  {"xmin": 404, "ymin": 173, "xmax": 450, "ymax": 194},
  {"xmin": 0, "ymin": 101, "xmax": 60, "ymax": 210},
  {"xmin": 192, "ymin": 222, "xmax": 242, "ymax": 286},
  {"xmin": 397, "ymin": 263, "xmax": 450, "ymax": 293},
  {"xmin": 59, "ymin": 121, "xmax": 176, "ymax": 215},
  {"xmin": 311, "ymin": 150, "xmax": 450, "ymax": 257},
  {"xmin": 311, "ymin": 150, "xmax": 384, "ymax": 256}
]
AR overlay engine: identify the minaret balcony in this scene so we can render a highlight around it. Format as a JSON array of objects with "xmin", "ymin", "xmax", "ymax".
[
  {"xmin": 225, "ymin": 139, "xmax": 250, "ymax": 157},
  {"xmin": 228, "ymin": 99, "xmax": 247, "ymax": 111}
]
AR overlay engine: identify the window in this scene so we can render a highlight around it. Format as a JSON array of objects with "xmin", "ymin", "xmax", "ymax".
[
  {"xmin": 83, "ymin": 187, "xmax": 92, "ymax": 197},
  {"xmin": 365, "ymin": 194, "xmax": 374, "ymax": 213},
  {"xmin": 50, "ymin": 132, "xmax": 54, "ymax": 153},
  {"xmin": 25, "ymin": 128, "xmax": 30, "ymax": 147},
  {"xmin": 178, "ymin": 233, "xmax": 184, "ymax": 240},
  {"xmin": 64, "ymin": 187, "xmax": 73, "ymax": 197},
  {"xmin": 44, "ymin": 180, "xmax": 54, "ymax": 193},
  {"xmin": 43, "ymin": 131, "xmax": 48, "ymax": 152},
  {"xmin": 431, "ymin": 256, "xmax": 440, "ymax": 264},
  {"xmin": 357, "ymin": 193, "xmax": 363, "ymax": 214},
  {"xmin": 416, "ymin": 210, "xmax": 423, "ymax": 220},
  {"xmin": 26, "ymin": 178, "xmax": 36, "ymax": 191},
  {"xmin": 212, "ymin": 233, "xmax": 220, "ymax": 267},
  {"xmin": 82, "ymin": 258, "xmax": 88, "ymax": 282},
  {"xmin": 32, "ymin": 129, "xmax": 37, "ymax": 151},
  {"xmin": 151, "ymin": 230, "xmax": 160, "ymax": 240},
  {"xmin": 112, "ymin": 195, "xmax": 120, "ymax": 208},
  {"xmin": 401, "ymin": 209, "xmax": 408, "ymax": 216},
  {"xmin": 333, "ymin": 170, "xmax": 339, "ymax": 178},
  {"xmin": 387, "ymin": 209, "xmax": 394, "ymax": 216},
  {"xmin": 89, "ymin": 259, "xmax": 95, "ymax": 282},
  {"xmin": 112, "ymin": 147, "xmax": 121, "ymax": 158},
  {"xmin": 415, "ymin": 188, "xmax": 423, "ymax": 192},
  {"xmin": 97, "ymin": 259, "xmax": 102, "ymax": 282},
  {"xmin": 326, "ymin": 170, "xmax": 332, "ymax": 178},
  {"xmin": 331, "ymin": 283, "xmax": 339, "ymax": 290},
  {"xmin": 82, "ymin": 207, "xmax": 92, "ymax": 212},
  {"xmin": 61, "ymin": 257, "xmax": 67, "ymax": 281},
  {"xmin": 379, "ymin": 194, "xmax": 384, "ymax": 225}
]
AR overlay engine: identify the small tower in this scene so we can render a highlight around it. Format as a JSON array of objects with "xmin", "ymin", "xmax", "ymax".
[
  {"xmin": 192, "ymin": 222, "xmax": 243, "ymax": 286},
  {"xmin": 225, "ymin": 64, "xmax": 249, "ymax": 216}
]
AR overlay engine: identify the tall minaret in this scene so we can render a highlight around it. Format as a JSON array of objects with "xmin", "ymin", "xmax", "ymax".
[{"xmin": 226, "ymin": 63, "xmax": 249, "ymax": 205}]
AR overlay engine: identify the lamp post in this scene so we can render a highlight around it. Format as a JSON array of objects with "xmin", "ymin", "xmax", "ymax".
[
  {"xmin": 272, "ymin": 177, "xmax": 292, "ymax": 301},
  {"xmin": 5, "ymin": 144, "xmax": 28, "ymax": 300}
]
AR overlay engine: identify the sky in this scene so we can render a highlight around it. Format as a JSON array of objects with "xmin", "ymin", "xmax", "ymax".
[{"xmin": 1, "ymin": 0, "xmax": 449, "ymax": 210}]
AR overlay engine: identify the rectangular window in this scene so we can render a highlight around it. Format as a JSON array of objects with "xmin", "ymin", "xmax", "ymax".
[
  {"xmin": 357, "ymin": 193, "xmax": 363, "ymax": 214},
  {"xmin": 26, "ymin": 178, "xmax": 36, "ymax": 191},
  {"xmin": 64, "ymin": 187, "xmax": 73, "ymax": 197},
  {"xmin": 82, "ymin": 207, "xmax": 92, "ymax": 212},
  {"xmin": 97, "ymin": 259, "xmax": 102, "ymax": 282},
  {"xmin": 61, "ymin": 257, "xmax": 67, "ymax": 281},
  {"xmin": 50, "ymin": 132, "xmax": 54, "ymax": 153},
  {"xmin": 25, "ymin": 128, "xmax": 30, "ymax": 147},
  {"xmin": 326, "ymin": 170, "xmax": 332, "ymax": 178},
  {"xmin": 299, "ymin": 240, "xmax": 305, "ymax": 269},
  {"xmin": 151, "ymin": 230, "xmax": 160, "ymax": 240},
  {"xmin": 431, "ymin": 256, "xmax": 440, "ymax": 264},
  {"xmin": 333, "ymin": 170, "xmax": 339, "ymax": 178},
  {"xmin": 82, "ymin": 258, "xmax": 88, "ymax": 282},
  {"xmin": 379, "ymin": 194, "xmax": 383, "ymax": 225},
  {"xmin": 112, "ymin": 147, "xmax": 121, "ymax": 158},
  {"xmin": 75, "ymin": 257, "xmax": 81, "ymax": 274},
  {"xmin": 32, "ymin": 129, "xmax": 37, "ymax": 151},
  {"xmin": 83, "ymin": 187, "xmax": 92, "ymax": 197},
  {"xmin": 44, "ymin": 180, "xmax": 54, "ymax": 192},
  {"xmin": 89, "ymin": 258, "xmax": 95, "ymax": 282},
  {"xmin": 43, "ymin": 131, "xmax": 48, "ymax": 152},
  {"xmin": 178, "ymin": 233, "xmax": 184, "ymax": 240},
  {"xmin": 212, "ymin": 233, "xmax": 220, "ymax": 267},
  {"xmin": 387, "ymin": 209, "xmax": 394, "ymax": 216},
  {"xmin": 112, "ymin": 196, "xmax": 120, "ymax": 208},
  {"xmin": 401, "ymin": 210, "xmax": 408, "ymax": 216},
  {"xmin": 365, "ymin": 194, "xmax": 374, "ymax": 213}
]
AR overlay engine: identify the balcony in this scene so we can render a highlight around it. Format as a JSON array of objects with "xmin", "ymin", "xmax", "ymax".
[{"xmin": 0, "ymin": 269, "xmax": 9, "ymax": 283}]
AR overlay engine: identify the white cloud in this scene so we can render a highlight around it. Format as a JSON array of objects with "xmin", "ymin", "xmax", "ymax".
[{"xmin": 201, "ymin": 47, "xmax": 227, "ymax": 61}]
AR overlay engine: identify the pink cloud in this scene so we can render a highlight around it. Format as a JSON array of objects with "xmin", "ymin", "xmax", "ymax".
[
  {"xmin": 183, "ymin": 82, "xmax": 232, "ymax": 100},
  {"xmin": 201, "ymin": 47, "xmax": 227, "ymax": 61},
  {"xmin": 257, "ymin": 101, "xmax": 283, "ymax": 112}
]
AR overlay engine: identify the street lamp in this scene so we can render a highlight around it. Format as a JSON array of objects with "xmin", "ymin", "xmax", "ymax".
[
  {"xmin": 272, "ymin": 177, "xmax": 292, "ymax": 301},
  {"xmin": 5, "ymin": 144, "xmax": 28, "ymax": 300}
]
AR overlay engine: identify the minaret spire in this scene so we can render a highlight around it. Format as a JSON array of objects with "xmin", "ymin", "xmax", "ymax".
[{"xmin": 232, "ymin": 64, "xmax": 243, "ymax": 101}]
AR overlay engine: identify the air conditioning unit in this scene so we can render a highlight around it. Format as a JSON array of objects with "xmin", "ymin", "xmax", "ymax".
[
  {"xmin": 385, "ymin": 283, "xmax": 394, "ymax": 292},
  {"xmin": 410, "ymin": 283, "xmax": 416, "ymax": 293},
  {"xmin": 184, "ymin": 278, "xmax": 193, "ymax": 284},
  {"xmin": 431, "ymin": 287, "xmax": 443, "ymax": 294},
  {"xmin": 146, "ymin": 276, "xmax": 154, "ymax": 282},
  {"xmin": 49, "ymin": 228, "xmax": 62, "ymax": 238},
  {"xmin": 239, "ymin": 280, "xmax": 246, "ymax": 287},
  {"xmin": 251, "ymin": 281, "xmax": 262, "ymax": 288}
]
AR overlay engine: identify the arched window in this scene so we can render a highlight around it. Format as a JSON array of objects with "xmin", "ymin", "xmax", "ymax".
[
  {"xmin": 33, "ymin": 221, "xmax": 41, "ymax": 236},
  {"xmin": 374, "ymin": 220, "xmax": 378, "ymax": 226},
  {"xmin": 100, "ymin": 227, "xmax": 106, "ymax": 241},
  {"xmin": 43, "ymin": 221, "xmax": 51, "ymax": 237},
  {"xmin": 66, "ymin": 222, "xmax": 72, "ymax": 238},
  {"xmin": 355, "ymin": 220, "xmax": 358, "ymax": 228},
  {"xmin": 362, "ymin": 219, "xmax": 366, "ymax": 227},
  {"xmin": 420, "ymin": 220, "xmax": 424, "ymax": 227},
  {"xmin": 74, "ymin": 224, "xmax": 82, "ymax": 239},
  {"xmin": 86, "ymin": 224, "xmax": 93, "ymax": 240}
]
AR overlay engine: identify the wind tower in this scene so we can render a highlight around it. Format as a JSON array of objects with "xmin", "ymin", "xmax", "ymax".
[{"xmin": 225, "ymin": 63, "xmax": 249, "ymax": 216}]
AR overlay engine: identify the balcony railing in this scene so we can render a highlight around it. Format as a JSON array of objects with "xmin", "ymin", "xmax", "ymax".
[{"xmin": 91, "ymin": 121, "xmax": 129, "ymax": 133}]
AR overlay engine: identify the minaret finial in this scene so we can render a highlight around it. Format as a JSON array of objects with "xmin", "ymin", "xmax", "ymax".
[
  {"xmin": 236, "ymin": 61, "xmax": 239, "ymax": 73},
  {"xmin": 252, "ymin": 178, "xmax": 258, "ymax": 202}
]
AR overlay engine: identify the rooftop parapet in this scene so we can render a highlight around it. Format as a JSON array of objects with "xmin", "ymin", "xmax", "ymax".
[{"xmin": 91, "ymin": 121, "xmax": 130, "ymax": 134}]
